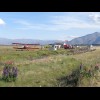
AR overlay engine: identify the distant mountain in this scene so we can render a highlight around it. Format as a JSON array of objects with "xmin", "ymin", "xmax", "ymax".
[
  {"xmin": 0, "ymin": 38, "xmax": 63, "ymax": 45},
  {"xmin": 0, "ymin": 38, "xmax": 12, "ymax": 45},
  {"xmin": 69, "ymin": 32, "xmax": 100, "ymax": 45},
  {"xmin": 1, "ymin": 32, "xmax": 100, "ymax": 45}
]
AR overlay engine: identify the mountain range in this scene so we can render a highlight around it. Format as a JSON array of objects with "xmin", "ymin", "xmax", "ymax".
[
  {"xmin": 0, "ymin": 32, "xmax": 100, "ymax": 45},
  {"xmin": 0, "ymin": 38, "xmax": 63, "ymax": 45},
  {"xmin": 69, "ymin": 32, "xmax": 100, "ymax": 45}
]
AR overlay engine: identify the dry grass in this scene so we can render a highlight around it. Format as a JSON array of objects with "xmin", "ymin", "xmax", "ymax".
[{"xmin": 0, "ymin": 45, "xmax": 100, "ymax": 87}]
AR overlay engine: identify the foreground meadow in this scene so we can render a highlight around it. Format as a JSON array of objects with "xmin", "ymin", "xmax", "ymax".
[{"xmin": 0, "ymin": 46, "xmax": 100, "ymax": 87}]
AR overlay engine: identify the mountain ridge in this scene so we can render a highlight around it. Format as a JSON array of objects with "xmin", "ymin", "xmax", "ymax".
[
  {"xmin": 69, "ymin": 32, "xmax": 100, "ymax": 45},
  {"xmin": 0, "ymin": 38, "xmax": 63, "ymax": 45},
  {"xmin": 1, "ymin": 32, "xmax": 100, "ymax": 45}
]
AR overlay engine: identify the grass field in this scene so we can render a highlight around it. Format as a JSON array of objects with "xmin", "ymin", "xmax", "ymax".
[{"xmin": 0, "ymin": 45, "xmax": 100, "ymax": 87}]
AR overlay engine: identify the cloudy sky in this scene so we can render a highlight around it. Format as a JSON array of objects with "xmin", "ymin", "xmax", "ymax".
[{"xmin": 0, "ymin": 12, "xmax": 100, "ymax": 40}]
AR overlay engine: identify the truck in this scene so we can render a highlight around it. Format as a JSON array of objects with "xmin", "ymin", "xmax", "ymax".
[{"xmin": 63, "ymin": 43, "xmax": 73, "ymax": 49}]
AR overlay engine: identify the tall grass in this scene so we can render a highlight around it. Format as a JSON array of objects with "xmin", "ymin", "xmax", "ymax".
[{"xmin": 0, "ymin": 46, "xmax": 99, "ymax": 86}]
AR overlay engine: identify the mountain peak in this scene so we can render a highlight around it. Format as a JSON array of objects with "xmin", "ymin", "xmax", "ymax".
[{"xmin": 69, "ymin": 32, "xmax": 100, "ymax": 45}]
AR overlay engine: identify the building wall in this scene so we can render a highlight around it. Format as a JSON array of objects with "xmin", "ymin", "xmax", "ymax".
[{"xmin": 54, "ymin": 45, "xmax": 61, "ymax": 49}]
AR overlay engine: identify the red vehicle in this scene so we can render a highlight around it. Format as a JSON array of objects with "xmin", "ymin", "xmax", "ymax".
[
  {"xmin": 63, "ymin": 43, "xmax": 73, "ymax": 49},
  {"xmin": 12, "ymin": 43, "xmax": 40, "ymax": 51}
]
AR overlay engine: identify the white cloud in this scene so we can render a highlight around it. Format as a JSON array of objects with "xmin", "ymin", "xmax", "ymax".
[
  {"xmin": 15, "ymin": 14, "xmax": 100, "ymax": 31},
  {"xmin": 14, "ymin": 20, "xmax": 42, "ymax": 30},
  {"xmin": 89, "ymin": 12, "xmax": 100, "ymax": 24},
  {"xmin": 0, "ymin": 18, "xmax": 5, "ymax": 25},
  {"xmin": 14, "ymin": 20, "xmax": 31, "ymax": 26},
  {"xmin": 51, "ymin": 14, "xmax": 100, "ymax": 30},
  {"xmin": 57, "ymin": 33, "xmax": 79, "ymax": 41},
  {"xmin": 15, "ymin": 19, "xmax": 59, "ymax": 31}
]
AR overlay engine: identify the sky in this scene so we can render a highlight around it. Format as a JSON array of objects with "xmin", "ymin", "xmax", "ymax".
[{"xmin": 1, "ymin": 12, "xmax": 100, "ymax": 40}]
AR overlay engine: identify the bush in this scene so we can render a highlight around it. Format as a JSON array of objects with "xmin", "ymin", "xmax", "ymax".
[{"xmin": 2, "ymin": 61, "xmax": 18, "ymax": 82}]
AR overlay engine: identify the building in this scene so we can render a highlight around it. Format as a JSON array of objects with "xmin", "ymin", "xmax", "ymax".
[{"xmin": 49, "ymin": 42, "xmax": 63, "ymax": 50}]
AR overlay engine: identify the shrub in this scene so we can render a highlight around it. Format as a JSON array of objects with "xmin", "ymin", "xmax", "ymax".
[{"xmin": 2, "ymin": 61, "xmax": 18, "ymax": 82}]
